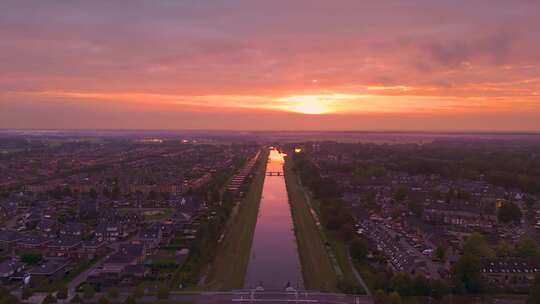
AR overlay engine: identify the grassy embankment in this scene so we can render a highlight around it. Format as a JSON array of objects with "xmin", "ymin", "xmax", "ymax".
[
  {"xmin": 311, "ymin": 198, "xmax": 364, "ymax": 293},
  {"xmin": 284, "ymin": 158, "xmax": 339, "ymax": 291},
  {"xmin": 284, "ymin": 158, "xmax": 364, "ymax": 293},
  {"xmin": 204, "ymin": 150, "xmax": 268, "ymax": 290}
]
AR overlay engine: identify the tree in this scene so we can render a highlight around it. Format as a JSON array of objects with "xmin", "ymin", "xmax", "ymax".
[
  {"xmin": 496, "ymin": 240, "xmax": 515, "ymax": 257},
  {"xmin": 528, "ymin": 274, "xmax": 540, "ymax": 304},
  {"xmin": 134, "ymin": 284, "xmax": 145, "ymax": 298},
  {"xmin": 82, "ymin": 284, "xmax": 95, "ymax": 300},
  {"xmin": 393, "ymin": 187, "xmax": 408, "ymax": 203},
  {"xmin": 89, "ymin": 188, "xmax": 98, "ymax": 200},
  {"xmin": 42, "ymin": 294, "xmax": 57, "ymax": 304},
  {"xmin": 373, "ymin": 289, "xmax": 386, "ymax": 304},
  {"xmin": 97, "ymin": 296, "xmax": 110, "ymax": 304},
  {"xmin": 22, "ymin": 287, "xmax": 34, "ymax": 300},
  {"xmin": 124, "ymin": 296, "xmax": 137, "ymax": 304},
  {"xmin": 387, "ymin": 292, "xmax": 402, "ymax": 304},
  {"xmin": 411, "ymin": 275, "xmax": 431, "ymax": 296},
  {"xmin": 0, "ymin": 294, "xmax": 20, "ymax": 304},
  {"xmin": 0, "ymin": 285, "xmax": 21, "ymax": 304},
  {"xmin": 462, "ymin": 233, "xmax": 495, "ymax": 258},
  {"xmin": 107, "ymin": 287, "xmax": 119, "ymax": 300},
  {"xmin": 349, "ymin": 238, "xmax": 369, "ymax": 262},
  {"xmin": 56, "ymin": 285, "xmax": 68, "ymax": 301},
  {"xmin": 62, "ymin": 186, "xmax": 72, "ymax": 198},
  {"xmin": 339, "ymin": 222, "xmax": 355, "ymax": 241},
  {"xmin": 70, "ymin": 294, "xmax": 83, "ymax": 303},
  {"xmin": 435, "ymin": 245, "xmax": 446, "ymax": 261},
  {"xmin": 210, "ymin": 189, "xmax": 220, "ymax": 203},
  {"xmin": 452, "ymin": 253, "xmax": 484, "ymax": 294},
  {"xmin": 315, "ymin": 177, "xmax": 341, "ymax": 198},
  {"xmin": 20, "ymin": 253, "xmax": 43, "ymax": 265},
  {"xmin": 148, "ymin": 190, "xmax": 158, "ymax": 200},
  {"xmin": 390, "ymin": 273, "xmax": 412, "ymax": 295},
  {"xmin": 498, "ymin": 201, "xmax": 522, "ymax": 224},
  {"xmin": 517, "ymin": 238, "xmax": 540, "ymax": 258},
  {"xmin": 111, "ymin": 185, "xmax": 121, "ymax": 200},
  {"xmin": 0, "ymin": 295, "xmax": 18, "ymax": 304},
  {"xmin": 430, "ymin": 279, "xmax": 450, "ymax": 300},
  {"xmin": 157, "ymin": 284, "xmax": 169, "ymax": 300},
  {"xmin": 408, "ymin": 200, "xmax": 423, "ymax": 217}
]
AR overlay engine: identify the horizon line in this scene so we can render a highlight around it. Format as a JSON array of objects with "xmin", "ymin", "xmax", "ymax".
[{"xmin": 1, "ymin": 127, "xmax": 540, "ymax": 136}]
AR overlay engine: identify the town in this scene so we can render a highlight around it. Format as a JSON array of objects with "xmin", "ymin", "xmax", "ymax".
[
  {"xmin": 0, "ymin": 133, "xmax": 262, "ymax": 303},
  {"xmin": 283, "ymin": 138, "xmax": 540, "ymax": 303},
  {"xmin": 0, "ymin": 132, "xmax": 539, "ymax": 304}
]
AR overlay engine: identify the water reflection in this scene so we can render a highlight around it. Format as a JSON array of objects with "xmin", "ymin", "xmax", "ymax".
[{"xmin": 244, "ymin": 148, "xmax": 303, "ymax": 290}]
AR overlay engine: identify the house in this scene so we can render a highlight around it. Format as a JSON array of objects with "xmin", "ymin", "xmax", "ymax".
[
  {"xmin": 47, "ymin": 236, "xmax": 82, "ymax": 258},
  {"xmin": 16, "ymin": 233, "xmax": 52, "ymax": 252},
  {"xmin": 0, "ymin": 201, "xmax": 18, "ymax": 220},
  {"xmin": 79, "ymin": 238, "xmax": 108, "ymax": 260},
  {"xmin": 87, "ymin": 243, "xmax": 145, "ymax": 287},
  {"xmin": 36, "ymin": 218, "xmax": 59, "ymax": 238},
  {"xmin": 60, "ymin": 222, "xmax": 88, "ymax": 238},
  {"xmin": 0, "ymin": 230, "xmax": 22, "ymax": 254},
  {"xmin": 122, "ymin": 264, "xmax": 150, "ymax": 285},
  {"xmin": 158, "ymin": 222, "xmax": 174, "ymax": 244},
  {"xmin": 138, "ymin": 224, "xmax": 162, "ymax": 250},
  {"xmin": 177, "ymin": 195, "xmax": 205, "ymax": 215},
  {"xmin": 0, "ymin": 260, "xmax": 25, "ymax": 283},
  {"xmin": 102, "ymin": 243, "xmax": 145, "ymax": 272},
  {"xmin": 423, "ymin": 202, "xmax": 497, "ymax": 230},
  {"xmin": 25, "ymin": 258, "xmax": 71, "ymax": 287},
  {"xmin": 79, "ymin": 200, "xmax": 97, "ymax": 220},
  {"xmin": 95, "ymin": 222, "xmax": 122, "ymax": 242},
  {"xmin": 23, "ymin": 207, "xmax": 43, "ymax": 229}
]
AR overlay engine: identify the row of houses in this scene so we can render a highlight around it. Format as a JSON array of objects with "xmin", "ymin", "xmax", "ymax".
[
  {"xmin": 226, "ymin": 151, "xmax": 260, "ymax": 193},
  {"xmin": 0, "ymin": 230, "xmax": 107, "ymax": 259},
  {"xmin": 0, "ymin": 257, "xmax": 72, "ymax": 286}
]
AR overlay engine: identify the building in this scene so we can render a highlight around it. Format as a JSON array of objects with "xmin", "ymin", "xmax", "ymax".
[{"xmin": 47, "ymin": 236, "xmax": 83, "ymax": 258}]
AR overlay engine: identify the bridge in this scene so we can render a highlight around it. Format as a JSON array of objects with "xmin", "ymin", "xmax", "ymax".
[
  {"xmin": 266, "ymin": 171, "xmax": 284, "ymax": 176},
  {"xmin": 116, "ymin": 290, "xmax": 372, "ymax": 304}
]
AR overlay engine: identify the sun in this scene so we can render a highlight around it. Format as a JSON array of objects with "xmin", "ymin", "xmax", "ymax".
[
  {"xmin": 280, "ymin": 95, "xmax": 331, "ymax": 115},
  {"xmin": 291, "ymin": 101, "xmax": 329, "ymax": 114}
]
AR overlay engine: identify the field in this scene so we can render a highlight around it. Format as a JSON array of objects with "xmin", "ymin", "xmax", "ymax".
[
  {"xmin": 204, "ymin": 150, "xmax": 268, "ymax": 290},
  {"xmin": 284, "ymin": 159, "xmax": 340, "ymax": 292}
]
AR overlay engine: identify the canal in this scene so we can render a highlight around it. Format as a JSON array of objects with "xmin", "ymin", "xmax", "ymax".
[{"xmin": 244, "ymin": 148, "xmax": 303, "ymax": 290}]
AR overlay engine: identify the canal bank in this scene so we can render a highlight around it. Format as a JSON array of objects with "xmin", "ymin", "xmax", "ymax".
[
  {"xmin": 284, "ymin": 156, "xmax": 367, "ymax": 295},
  {"xmin": 283, "ymin": 157, "xmax": 340, "ymax": 291},
  {"xmin": 244, "ymin": 148, "xmax": 304, "ymax": 290},
  {"xmin": 205, "ymin": 149, "xmax": 268, "ymax": 290}
]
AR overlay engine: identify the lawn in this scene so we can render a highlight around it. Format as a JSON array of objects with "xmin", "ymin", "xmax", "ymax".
[
  {"xmin": 204, "ymin": 150, "xmax": 268, "ymax": 290},
  {"xmin": 142, "ymin": 208, "xmax": 174, "ymax": 221},
  {"xmin": 325, "ymin": 231, "xmax": 363, "ymax": 291},
  {"xmin": 284, "ymin": 159, "xmax": 339, "ymax": 292}
]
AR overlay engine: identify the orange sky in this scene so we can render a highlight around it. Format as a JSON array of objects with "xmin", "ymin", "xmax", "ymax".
[{"xmin": 1, "ymin": 1, "xmax": 539, "ymax": 131}]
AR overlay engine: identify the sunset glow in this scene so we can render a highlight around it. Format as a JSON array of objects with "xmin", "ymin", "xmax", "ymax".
[
  {"xmin": 1, "ymin": 1, "xmax": 539, "ymax": 131},
  {"xmin": 280, "ymin": 96, "xmax": 332, "ymax": 115}
]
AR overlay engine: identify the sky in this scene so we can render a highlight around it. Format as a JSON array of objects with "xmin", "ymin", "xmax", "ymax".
[{"xmin": 1, "ymin": 0, "xmax": 540, "ymax": 131}]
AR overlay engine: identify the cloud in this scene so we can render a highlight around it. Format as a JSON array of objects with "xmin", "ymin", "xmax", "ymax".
[
  {"xmin": 424, "ymin": 31, "xmax": 516, "ymax": 67},
  {"xmin": 0, "ymin": 0, "xmax": 539, "ymax": 130}
]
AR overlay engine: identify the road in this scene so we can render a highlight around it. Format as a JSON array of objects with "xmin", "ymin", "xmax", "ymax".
[
  {"xmin": 66, "ymin": 251, "xmax": 111, "ymax": 295},
  {"xmin": 94, "ymin": 291, "xmax": 373, "ymax": 304}
]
